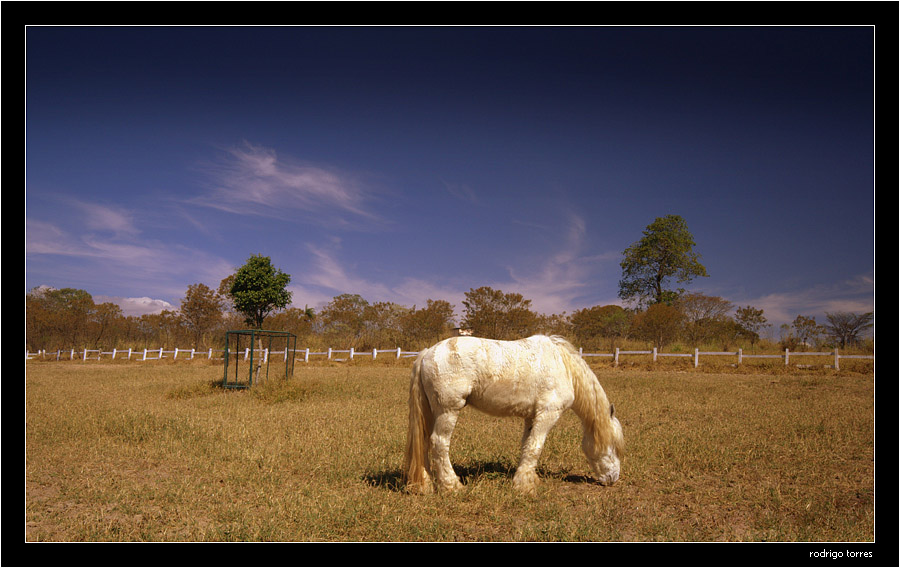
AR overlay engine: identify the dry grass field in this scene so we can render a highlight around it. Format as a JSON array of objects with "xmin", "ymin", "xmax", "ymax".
[{"xmin": 25, "ymin": 356, "xmax": 875, "ymax": 548}]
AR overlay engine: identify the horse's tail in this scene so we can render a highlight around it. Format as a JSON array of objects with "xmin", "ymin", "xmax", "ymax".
[{"xmin": 402, "ymin": 353, "xmax": 434, "ymax": 494}]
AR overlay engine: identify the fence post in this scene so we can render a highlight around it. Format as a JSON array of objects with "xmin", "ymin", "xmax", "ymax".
[
  {"xmin": 143, "ymin": 348, "xmax": 148, "ymax": 361},
  {"xmin": 209, "ymin": 348, "xmax": 213, "ymax": 360},
  {"xmin": 652, "ymin": 347, "xmax": 658, "ymax": 362},
  {"xmin": 737, "ymin": 348, "xmax": 743, "ymax": 366},
  {"xmin": 349, "ymin": 347, "xmax": 354, "ymax": 360},
  {"xmin": 83, "ymin": 349, "xmax": 87, "ymax": 362},
  {"xmin": 112, "ymin": 348, "xmax": 117, "ymax": 360},
  {"xmin": 327, "ymin": 348, "xmax": 332, "ymax": 360},
  {"xmin": 128, "ymin": 348, "xmax": 132, "ymax": 360},
  {"xmin": 174, "ymin": 348, "xmax": 179, "ymax": 360},
  {"xmin": 834, "ymin": 348, "xmax": 839, "ymax": 370},
  {"xmin": 614, "ymin": 347, "xmax": 619, "ymax": 367},
  {"xmin": 397, "ymin": 347, "xmax": 401, "ymax": 359},
  {"xmin": 694, "ymin": 348, "xmax": 699, "ymax": 368},
  {"xmin": 372, "ymin": 348, "xmax": 377, "ymax": 360},
  {"xmin": 159, "ymin": 347, "xmax": 164, "ymax": 359},
  {"xmin": 785, "ymin": 348, "xmax": 790, "ymax": 366},
  {"xmin": 305, "ymin": 348, "xmax": 310, "ymax": 362}
]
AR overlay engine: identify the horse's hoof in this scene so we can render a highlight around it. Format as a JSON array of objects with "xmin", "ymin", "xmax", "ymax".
[
  {"xmin": 512, "ymin": 472, "xmax": 539, "ymax": 494},
  {"xmin": 437, "ymin": 479, "xmax": 464, "ymax": 492},
  {"xmin": 405, "ymin": 481, "xmax": 434, "ymax": 495}
]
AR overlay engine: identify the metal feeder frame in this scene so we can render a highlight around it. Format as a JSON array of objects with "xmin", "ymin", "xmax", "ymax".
[{"xmin": 223, "ymin": 329, "xmax": 297, "ymax": 389}]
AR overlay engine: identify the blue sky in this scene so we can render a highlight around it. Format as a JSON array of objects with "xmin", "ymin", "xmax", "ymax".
[{"xmin": 25, "ymin": 26, "xmax": 875, "ymax": 335}]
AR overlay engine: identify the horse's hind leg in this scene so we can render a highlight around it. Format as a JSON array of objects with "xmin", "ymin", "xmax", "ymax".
[
  {"xmin": 513, "ymin": 410, "xmax": 563, "ymax": 494},
  {"xmin": 429, "ymin": 409, "xmax": 464, "ymax": 492}
]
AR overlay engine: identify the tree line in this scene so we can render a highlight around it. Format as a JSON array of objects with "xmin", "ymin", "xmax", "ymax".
[
  {"xmin": 24, "ymin": 281, "xmax": 872, "ymax": 355},
  {"xmin": 26, "ymin": 216, "xmax": 873, "ymax": 354}
]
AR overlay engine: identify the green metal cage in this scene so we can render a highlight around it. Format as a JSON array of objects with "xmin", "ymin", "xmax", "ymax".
[{"xmin": 223, "ymin": 329, "xmax": 297, "ymax": 389}]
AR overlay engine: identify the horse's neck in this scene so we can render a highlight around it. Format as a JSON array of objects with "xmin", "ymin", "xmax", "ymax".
[{"xmin": 571, "ymin": 372, "xmax": 605, "ymax": 424}]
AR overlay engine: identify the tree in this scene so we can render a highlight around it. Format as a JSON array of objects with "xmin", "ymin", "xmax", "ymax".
[
  {"xmin": 26, "ymin": 286, "xmax": 96, "ymax": 349},
  {"xmin": 461, "ymin": 287, "xmax": 537, "ymax": 340},
  {"xmin": 823, "ymin": 311, "xmax": 873, "ymax": 349},
  {"xmin": 677, "ymin": 292, "xmax": 733, "ymax": 347},
  {"xmin": 618, "ymin": 215, "xmax": 708, "ymax": 308},
  {"xmin": 401, "ymin": 299, "xmax": 456, "ymax": 347},
  {"xmin": 632, "ymin": 303, "xmax": 683, "ymax": 350},
  {"xmin": 734, "ymin": 305, "xmax": 769, "ymax": 347},
  {"xmin": 362, "ymin": 301, "xmax": 410, "ymax": 348},
  {"xmin": 226, "ymin": 254, "xmax": 292, "ymax": 328},
  {"xmin": 180, "ymin": 283, "xmax": 225, "ymax": 347},
  {"xmin": 319, "ymin": 294, "xmax": 370, "ymax": 345},
  {"xmin": 90, "ymin": 302, "xmax": 124, "ymax": 348},
  {"xmin": 570, "ymin": 305, "xmax": 630, "ymax": 350},
  {"xmin": 791, "ymin": 315, "xmax": 824, "ymax": 348}
]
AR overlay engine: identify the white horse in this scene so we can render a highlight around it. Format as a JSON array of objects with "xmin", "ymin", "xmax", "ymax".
[{"xmin": 403, "ymin": 335, "xmax": 624, "ymax": 494}]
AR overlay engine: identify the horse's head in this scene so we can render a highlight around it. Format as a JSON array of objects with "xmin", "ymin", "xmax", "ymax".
[{"xmin": 582, "ymin": 403, "xmax": 624, "ymax": 486}]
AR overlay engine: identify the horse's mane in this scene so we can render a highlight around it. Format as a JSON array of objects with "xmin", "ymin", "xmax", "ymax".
[{"xmin": 547, "ymin": 336, "xmax": 624, "ymax": 456}]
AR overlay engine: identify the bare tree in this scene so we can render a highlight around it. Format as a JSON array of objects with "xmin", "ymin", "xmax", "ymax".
[{"xmin": 824, "ymin": 312, "xmax": 873, "ymax": 348}]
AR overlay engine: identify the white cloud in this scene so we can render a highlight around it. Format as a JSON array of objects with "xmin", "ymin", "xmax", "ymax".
[{"xmin": 96, "ymin": 296, "xmax": 177, "ymax": 317}]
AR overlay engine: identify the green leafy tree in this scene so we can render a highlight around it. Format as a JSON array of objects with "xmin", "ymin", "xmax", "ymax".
[
  {"xmin": 618, "ymin": 215, "xmax": 708, "ymax": 308},
  {"xmin": 227, "ymin": 254, "xmax": 293, "ymax": 329}
]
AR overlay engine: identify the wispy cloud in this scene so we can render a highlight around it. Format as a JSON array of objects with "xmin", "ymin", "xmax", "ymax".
[
  {"xmin": 193, "ymin": 142, "xmax": 384, "ymax": 228},
  {"xmin": 295, "ymin": 242, "xmax": 465, "ymax": 314},
  {"xmin": 74, "ymin": 201, "xmax": 140, "ymax": 237},
  {"xmin": 293, "ymin": 214, "xmax": 620, "ymax": 317},
  {"xmin": 738, "ymin": 273, "xmax": 874, "ymax": 324},
  {"xmin": 26, "ymin": 214, "xmax": 234, "ymax": 303},
  {"xmin": 442, "ymin": 180, "xmax": 480, "ymax": 204},
  {"xmin": 497, "ymin": 213, "xmax": 619, "ymax": 315}
]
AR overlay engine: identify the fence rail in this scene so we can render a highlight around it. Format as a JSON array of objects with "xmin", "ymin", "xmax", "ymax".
[{"xmin": 26, "ymin": 345, "xmax": 873, "ymax": 371}]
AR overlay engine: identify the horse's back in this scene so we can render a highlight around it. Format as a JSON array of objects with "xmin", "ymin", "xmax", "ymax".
[{"xmin": 419, "ymin": 335, "xmax": 575, "ymax": 417}]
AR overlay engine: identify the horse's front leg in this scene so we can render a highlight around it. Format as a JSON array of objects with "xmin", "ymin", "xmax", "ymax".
[
  {"xmin": 513, "ymin": 410, "xmax": 562, "ymax": 494},
  {"xmin": 430, "ymin": 409, "xmax": 464, "ymax": 492}
]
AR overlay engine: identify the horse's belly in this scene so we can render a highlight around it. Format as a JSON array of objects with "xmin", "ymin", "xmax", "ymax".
[{"xmin": 466, "ymin": 376, "xmax": 555, "ymax": 418}]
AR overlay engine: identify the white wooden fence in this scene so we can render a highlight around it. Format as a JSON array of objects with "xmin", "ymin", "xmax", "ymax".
[
  {"xmin": 26, "ymin": 346, "xmax": 873, "ymax": 370},
  {"xmin": 578, "ymin": 347, "xmax": 873, "ymax": 371}
]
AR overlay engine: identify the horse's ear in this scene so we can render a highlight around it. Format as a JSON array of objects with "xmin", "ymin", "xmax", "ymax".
[{"xmin": 609, "ymin": 403, "xmax": 615, "ymax": 417}]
